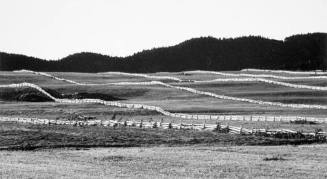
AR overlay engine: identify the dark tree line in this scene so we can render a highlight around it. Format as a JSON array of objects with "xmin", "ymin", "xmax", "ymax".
[{"xmin": 1, "ymin": 33, "xmax": 326, "ymax": 73}]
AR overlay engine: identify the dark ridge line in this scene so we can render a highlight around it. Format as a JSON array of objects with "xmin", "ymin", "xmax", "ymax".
[{"xmin": 1, "ymin": 32, "xmax": 326, "ymax": 72}]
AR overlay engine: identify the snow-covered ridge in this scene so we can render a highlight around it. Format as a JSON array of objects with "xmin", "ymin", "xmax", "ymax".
[
  {"xmin": 98, "ymin": 71, "xmax": 183, "ymax": 82},
  {"xmin": 13, "ymin": 70, "xmax": 166, "ymax": 86},
  {"xmin": 242, "ymin": 69, "xmax": 327, "ymax": 75},
  {"xmin": 194, "ymin": 77, "xmax": 327, "ymax": 91},
  {"xmin": 11, "ymin": 70, "xmax": 327, "ymax": 109},
  {"xmin": 0, "ymin": 82, "xmax": 326, "ymax": 122},
  {"xmin": 185, "ymin": 70, "xmax": 327, "ymax": 80},
  {"xmin": 15, "ymin": 69, "xmax": 327, "ymax": 91}
]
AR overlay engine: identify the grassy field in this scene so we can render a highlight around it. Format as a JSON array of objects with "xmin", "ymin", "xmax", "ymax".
[
  {"xmin": 1, "ymin": 71, "xmax": 327, "ymax": 127},
  {"xmin": 1, "ymin": 121, "xmax": 322, "ymax": 151},
  {"xmin": 1, "ymin": 70, "xmax": 327, "ymax": 177},
  {"xmin": 0, "ymin": 144, "xmax": 326, "ymax": 178}
]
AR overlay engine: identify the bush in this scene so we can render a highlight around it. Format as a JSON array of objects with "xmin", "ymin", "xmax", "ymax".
[
  {"xmin": 263, "ymin": 155, "xmax": 286, "ymax": 161},
  {"xmin": 290, "ymin": 120, "xmax": 317, "ymax": 125}
]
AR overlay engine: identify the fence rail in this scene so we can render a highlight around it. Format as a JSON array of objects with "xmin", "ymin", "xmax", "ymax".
[
  {"xmin": 2, "ymin": 82, "xmax": 327, "ymax": 123},
  {"xmin": 0, "ymin": 116, "xmax": 325, "ymax": 138}
]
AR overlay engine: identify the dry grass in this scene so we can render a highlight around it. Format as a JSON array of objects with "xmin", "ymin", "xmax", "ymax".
[
  {"xmin": 2, "ymin": 121, "xmax": 321, "ymax": 151},
  {"xmin": 1, "ymin": 71, "xmax": 327, "ymax": 178},
  {"xmin": 0, "ymin": 144, "xmax": 326, "ymax": 178},
  {"xmin": 1, "ymin": 71, "xmax": 327, "ymax": 135},
  {"xmin": 1, "ymin": 71, "xmax": 327, "ymax": 116}
]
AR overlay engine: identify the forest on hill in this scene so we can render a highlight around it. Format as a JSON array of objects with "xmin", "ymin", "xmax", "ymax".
[{"xmin": 0, "ymin": 33, "xmax": 326, "ymax": 73}]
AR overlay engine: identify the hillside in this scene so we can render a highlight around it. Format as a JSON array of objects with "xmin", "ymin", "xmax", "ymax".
[{"xmin": 0, "ymin": 33, "xmax": 326, "ymax": 72}]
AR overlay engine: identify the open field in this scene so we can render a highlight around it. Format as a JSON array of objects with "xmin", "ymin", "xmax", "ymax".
[
  {"xmin": 1, "ymin": 70, "xmax": 327, "ymax": 177},
  {"xmin": 2, "ymin": 121, "xmax": 319, "ymax": 151},
  {"xmin": 1, "ymin": 70, "xmax": 327, "ymax": 123},
  {"xmin": 1, "ymin": 70, "xmax": 327, "ymax": 132},
  {"xmin": 0, "ymin": 144, "xmax": 326, "ymax": 178}
]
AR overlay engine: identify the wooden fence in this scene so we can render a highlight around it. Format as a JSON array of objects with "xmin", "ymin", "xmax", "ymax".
[
  {"xmin": 2, "ymin": 82, "xmax": 326, "ymax": 123},
  {"xmin": 1, "ymin": 116, "xmax": 325, "ymax": 138}
]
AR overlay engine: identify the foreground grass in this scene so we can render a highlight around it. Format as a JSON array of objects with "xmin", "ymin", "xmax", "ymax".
[{"xmin": 0, "ymin": 144, "xmax": 326, "ymax": 178}]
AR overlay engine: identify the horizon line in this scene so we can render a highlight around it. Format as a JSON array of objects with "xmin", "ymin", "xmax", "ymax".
[{"xmin": 1, "ymin": 32, "xmax": 326, "ymax": 61}]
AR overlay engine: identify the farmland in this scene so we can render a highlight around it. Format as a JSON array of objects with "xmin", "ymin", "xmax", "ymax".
[
  {"xmin": 0, "ymin": 69, "xmax": 327, "ymax": 177},
  {"xmin": 1, "ymin": 144, "xmax": 327, "ymax": 178},
  {"xmin": 1, "ymin": 70, "xmax": 327, "ymax": 123}
]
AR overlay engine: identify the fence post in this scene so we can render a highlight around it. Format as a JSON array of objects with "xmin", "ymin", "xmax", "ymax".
[
  {"xmin": 215, "ymin": 121, "xmax": 220, "ymax": 132},
  {"xmin": 160, "ymin": 118, "xmax": 163, "ymax": 127},
  {"xmin": 226, "ymin": 123, "xmax": 230, "ymax": 133},
  {"xmin": 123, "ymin": 119, "xmax": 127, "ymax": 127},
  {"xmin": 131, "ymin": 119, "xmax": 136, "ymax": 127},
  {"xmin": 192, "ymin": 118, "xmax": 194, "ymax": 130},
  {"xmin": 113, "ymin": 121, "xmax": 117, "ymax": 129},
  {"xmin": 304, "ymin": 117, "xmax": 308, "ymax": 125},
  {"xmin": 265, "ymin": 125, "xmax": 269, "ymax": 133},
  {"xmin": 153, "ymin": 121, "xmax": 158, "ymax": 129}
]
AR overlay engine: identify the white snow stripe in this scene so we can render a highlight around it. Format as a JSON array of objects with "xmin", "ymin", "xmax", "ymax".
[
  {"xmin": 11, "ymin": 70, "xmax": 327, "ymax": 109},
  {"xmin": 15, "ymin": 69, "xmax": 327, "ymax": 91},
  {"xmin": 242, "ymin": 69, "xmax": 327, "ymax": 75},
  {"xmin": 1, "ymin": 82, "xmax": 326, "ymax": 122},
  {"xmin": 98, "ymin": 71, "xmax": 182, "ymax": 82},
  {"xmin": 185, "ymin": 70, "xmax": 327, "ymax": 79},
  {"xmin": 194, "ymin": 77, "xmax": 327, "ymax": 91}
]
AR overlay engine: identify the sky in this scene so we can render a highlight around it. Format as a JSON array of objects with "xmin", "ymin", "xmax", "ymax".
[{"xmin": 0, "ymin": 0, "xmax": 326, "ymax": 60}]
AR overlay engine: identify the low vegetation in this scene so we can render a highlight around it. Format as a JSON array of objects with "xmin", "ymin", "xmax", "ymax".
[
  {"xmin": 0, "ymin": 121, "xmax": 325, "ymax": 151},
  {"xmin": 0, "ymin": 88, "xmax": 53, "ymax": 102},
  {"xmin": 1, "ymin": 145, "xmax": 327, "ymax": 178},
  {"xmin": 263, "ymin": 155, "xmax": 287, "ymax": 161},
  {"xmin": 0, "ymin": 88, "xmax": 122, "ymax": 102},
  {"xmin": 290, "ymin": 119, "xmax": 318, "ymax": 125}
]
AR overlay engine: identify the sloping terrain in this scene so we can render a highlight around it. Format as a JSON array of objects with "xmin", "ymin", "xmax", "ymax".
[{"xmin": 1, "ymin": 33, "xmax": 326, "ymax": 72}]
